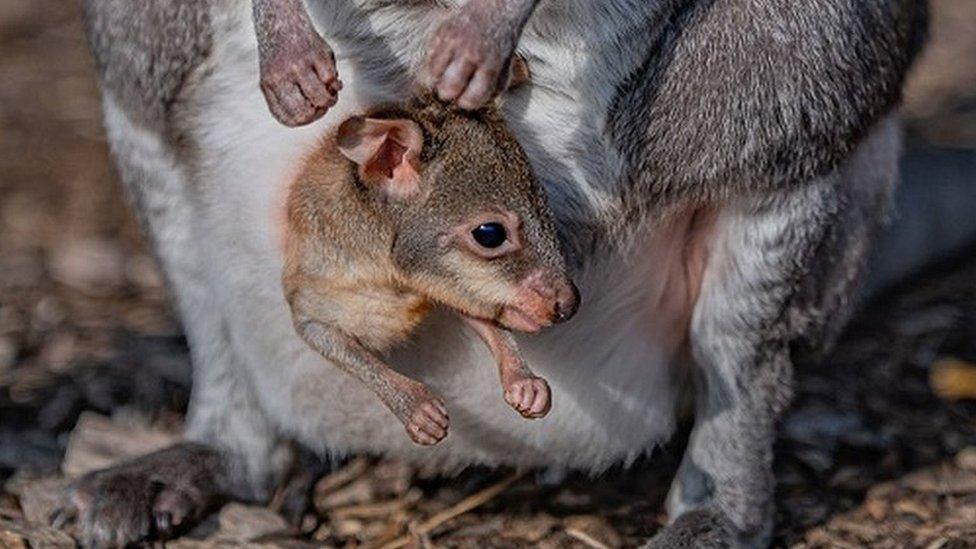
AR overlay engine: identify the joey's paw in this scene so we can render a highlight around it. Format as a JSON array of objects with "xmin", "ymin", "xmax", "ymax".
[
  {"xmin": 404, "ymin": 396, "xmax": 450, "ymax": 446},
  {"xmin": 504, "ymin": 375, "xmax": 551, "ymax": 419},
  {"xmin": 425, "ymin": 9, "xmax": 517, "ymax": 109},
  {"xmin": 260, "ymin": 33, "xmax": 342, "ymax": 127},
  {"xmin": 644, "ymin": 509, "xmax": 736, "ymax": 549}
]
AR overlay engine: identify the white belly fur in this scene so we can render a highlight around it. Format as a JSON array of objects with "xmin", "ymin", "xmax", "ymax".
[{"xmin": 191, "ymin": 1, "xmax": 686, "ymax": 473}]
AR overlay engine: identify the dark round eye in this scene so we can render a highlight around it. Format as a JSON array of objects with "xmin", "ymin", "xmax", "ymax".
[{"xmin": 471, "ymin": 222, "xmax": 508, "ymax": 249}]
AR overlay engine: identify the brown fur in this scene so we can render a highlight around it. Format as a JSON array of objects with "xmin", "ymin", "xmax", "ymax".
[{"xmin": 282, "ymin": 96, "xmax": 578, "ymax": 445}]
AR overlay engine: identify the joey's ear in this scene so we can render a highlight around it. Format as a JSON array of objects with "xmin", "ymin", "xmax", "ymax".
[{"xmin": 336, "ymin": 116, "xmax": 424, "ymax": 199}]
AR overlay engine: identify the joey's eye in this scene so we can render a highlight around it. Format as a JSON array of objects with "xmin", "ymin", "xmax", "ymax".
[{"xmin": 471, "ymin": 223, "xmax": 507, "ymax": 249}]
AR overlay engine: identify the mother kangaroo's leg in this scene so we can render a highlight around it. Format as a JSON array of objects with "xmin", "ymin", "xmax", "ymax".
[
  {"xmin": 647, "ymin": 117, "xmax": 899, "ymax": 548},
  {"xmin": 68, "ymin": 2, "xmax": 293, "ymax": 546}
]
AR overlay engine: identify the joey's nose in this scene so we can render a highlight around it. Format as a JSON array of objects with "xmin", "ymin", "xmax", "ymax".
[{"xmin": 552, "ymin": 282, "xmax": 580, "ymax": 323}]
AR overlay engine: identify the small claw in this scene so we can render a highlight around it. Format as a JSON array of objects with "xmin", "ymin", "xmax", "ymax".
[
  {"xmin": 520, "ymin": 385, "xmax": 535, "ymax": 412},
  {"xmin": 457, "ymin": 68, "xmax": 498, "ymax": 110},
  {"xmin": 416, "ymin": 416, "xmax": 445, "ymax": 439},
  {"xmin": 528, "ymin": 382, "xmax": 551, "ymax": 417},
  {"xmin": 425, "ymin": 40, "xmax": 453, "ymax": 84},
  {"xmin": 312, "ymin": 58, "xmax": 339, "ymax": 87},
  {"xmin": 408, "ymin": 424, "xmax": 438, "ymax": 446},
  {"xmin": 154, "ymin": 510, "xmax": 173, "ymax": 536},
  {"xmin": 438, "ymin": 59, "xmax": 477, "ymax": 101},
  {"xmin": 423, "ymin": 402, "xmax": 450, "ymax": 429},
  {"xmin": 296, "ymin": 71, "xmax": 332, "ymax": 108},
  {"xmin": 49, "ymin": 506, "xmax": 74, "ymax": 529},
  {"xmin": 506, "ymin": 384, "xmax": 523, "ymax": 407}
]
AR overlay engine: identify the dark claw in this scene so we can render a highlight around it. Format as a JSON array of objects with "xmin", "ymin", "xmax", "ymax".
[
  {"xmin": 154, "ymin": 510, "xmax": 173, "ymax": 536},
  {"xmin": 49, "ymin": 506, "xmax": 74, "ymax": 530}
]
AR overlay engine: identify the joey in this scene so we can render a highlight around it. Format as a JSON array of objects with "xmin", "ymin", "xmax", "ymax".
[{"xmin": 282, "ymin": 96, "xmax": 578, "ymax": 445}]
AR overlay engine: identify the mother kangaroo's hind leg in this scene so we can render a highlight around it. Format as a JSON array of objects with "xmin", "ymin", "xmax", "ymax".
[
  {"xmin": 648, "ymin": 118, "xmax": 898, "ymax": 548},
  {"xmin": 71, "ymin": 1, "xmax": 293, "ymax": 546}
]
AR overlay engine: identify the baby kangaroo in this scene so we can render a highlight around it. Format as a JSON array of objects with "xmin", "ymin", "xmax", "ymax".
[{"xmin": 282, "ymin": 96, "xmax": 579, "ymax": 445}]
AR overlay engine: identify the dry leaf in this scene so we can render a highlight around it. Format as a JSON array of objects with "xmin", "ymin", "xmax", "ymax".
[{"xmin": 62, "ymin": 412, "xmax": 178, "ymax": 477}]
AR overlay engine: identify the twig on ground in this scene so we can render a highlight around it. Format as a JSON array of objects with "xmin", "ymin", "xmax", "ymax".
[
  {"xmin": 566, "ymin": 527, "xmax": 611, "ymax": 549},
  {"xmin": 379, "ymin": 471, "xmax": 526, "ymax": 549}
]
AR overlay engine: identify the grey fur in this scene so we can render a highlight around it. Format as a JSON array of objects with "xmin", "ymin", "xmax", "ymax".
[
  {"xmin": 75, "ymin": 3, "xmax": 290, "ymax": 539},
  {"xmin": 663, "ymin": 116, "xmax": 898, "ymax": 547},
  {"xmin": 609, "ymin": 0, "xmax": 925, "ymax": 210},
  {"xmin": 79, "ymin": 0, "xmax": 212, "ymax": 135},
  {"xmin": 63, "ymin": 443, "xmax": 224, "ymax": 547},
  {"xmin": 645, "ymin": 508, "xmax": 736, "ymax": 549},
  {"xmin": 76, "ymin": 0, "xmax": 926, "ymax": 547}
]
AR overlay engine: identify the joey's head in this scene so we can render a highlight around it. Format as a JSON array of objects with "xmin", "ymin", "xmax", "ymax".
[{"xmin": 335, "ymin": 97, "xmax": 578, "ymax": 332}]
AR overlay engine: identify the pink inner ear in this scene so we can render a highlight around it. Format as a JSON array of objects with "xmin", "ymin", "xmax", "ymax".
[
  {"xmin": 364, "ymin": 138, "xmax": 408, "ymax": 181},
  {"xmin": 336, "ymin": 117, "xmax": 423, "ymax": 199}
]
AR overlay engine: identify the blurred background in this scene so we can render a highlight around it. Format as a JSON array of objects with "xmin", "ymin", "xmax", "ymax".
[{"xmin": 0, "ymin": 1, "xmax": 974, "ymax": 547}]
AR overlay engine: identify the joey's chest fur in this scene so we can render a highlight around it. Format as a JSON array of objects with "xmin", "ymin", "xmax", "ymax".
[{"xmin": 283, "ymin": 149, "xmax": 432, "ymax": 351}]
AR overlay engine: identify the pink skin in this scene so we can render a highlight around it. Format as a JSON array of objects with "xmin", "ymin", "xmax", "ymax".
[
  {"xmin": 452, "ymin": 214, "xmax": 579, "ymax": 334},
  {"xmin": 252, "ymin": 0, "xmax": 343, "ymax": 127},
  {"xmin": 425, "ymin": 0, "xmax": 540, "ymax": 109},
  {"xmin": 395, "ymin": 377, "xmax": 450, "ymax": 445},
  {"xmin": 497, "ymin": 270, "xmax": 579, "ymax": 333},
  {"xmin": 457, "ymin": 272, "xmax": 578, "ymax": 420},
  {"xmin": 465, "ymin": 317, "xmax": 551, "ymax": 419},
  {"xmin": 402, "ymin": 272, "xmax": 577, "ymax": 427},
  {"xmin": 498, "ymin": 306, "xmax": 545, "ymax": 333}
]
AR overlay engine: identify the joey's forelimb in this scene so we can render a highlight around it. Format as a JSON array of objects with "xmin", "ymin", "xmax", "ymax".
[
  {"xmin": 465, "ymin": 317, "xmax": 552, "ymax": 418},
  {"xmin": 295, "ymin": 317, "xmax": 451, "ymax": 445}
]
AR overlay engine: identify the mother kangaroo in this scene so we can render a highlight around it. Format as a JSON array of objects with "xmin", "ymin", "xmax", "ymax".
[{"xmin": 76, "ymin": 0, "xmax": 925, "ymax": 546}]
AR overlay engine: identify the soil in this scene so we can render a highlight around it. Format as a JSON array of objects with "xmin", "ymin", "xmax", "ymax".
[{"xmin": 1, "ymin": 1, "xmax": 975, "ymax": 547}]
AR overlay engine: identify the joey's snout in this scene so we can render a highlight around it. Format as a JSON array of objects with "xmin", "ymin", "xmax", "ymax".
[{"xmin": 500, "ymin": 270, "xmax": 580, "ymax": 333}]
